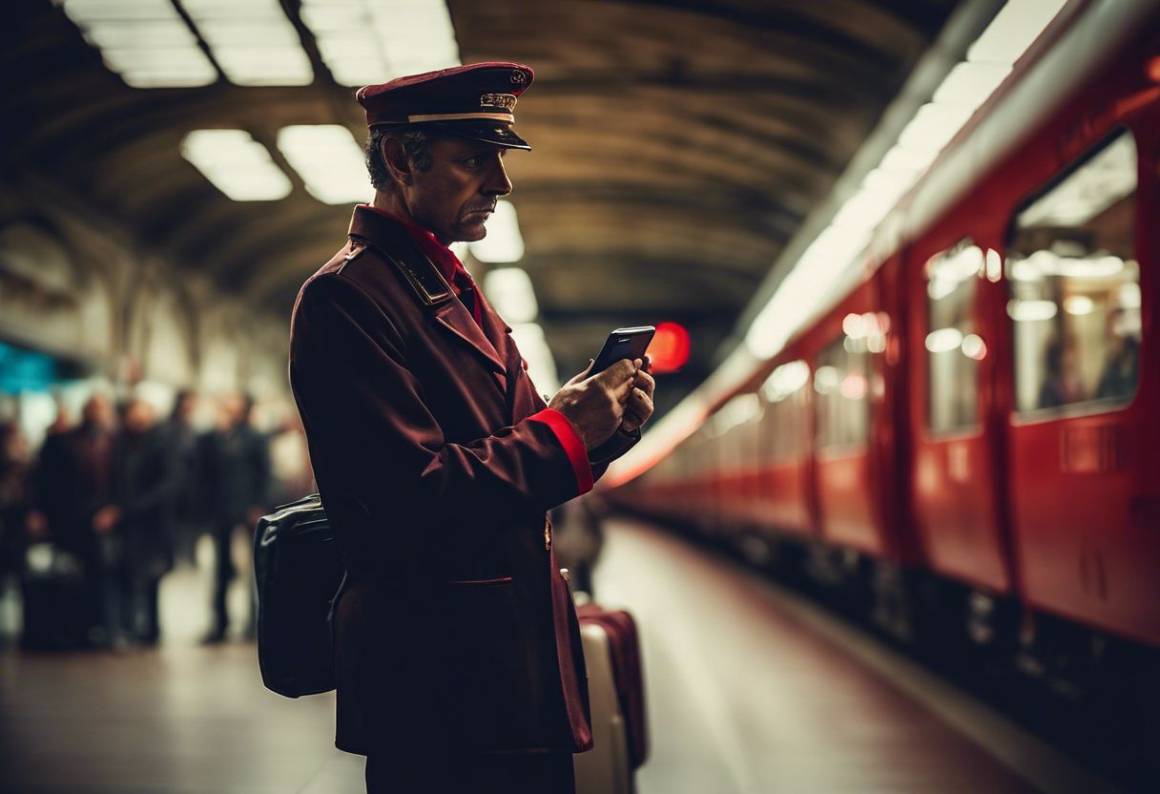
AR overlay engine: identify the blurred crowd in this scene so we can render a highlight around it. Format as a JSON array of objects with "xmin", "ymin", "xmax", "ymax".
[{"xmin": 0, "ymin": 390, "xmax": 314, "ymax": 650}]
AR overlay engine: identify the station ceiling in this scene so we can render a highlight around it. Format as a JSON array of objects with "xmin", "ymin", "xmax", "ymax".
[{"xmin": 4, "ymin": 0, "xmax": 958, "ymax": 413}]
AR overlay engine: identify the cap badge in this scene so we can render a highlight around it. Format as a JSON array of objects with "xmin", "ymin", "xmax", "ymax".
[
  {"xmin": 510, "ymin": 69, "xmax": 528, "ymax": 85},
  {"xmin": 480, "ymin": 92, "xmax": 517, "ymax": 111}
]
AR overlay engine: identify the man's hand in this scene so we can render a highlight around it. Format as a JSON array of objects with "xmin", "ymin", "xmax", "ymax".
[
  {"xmin": 548, "ymin": 358, "xmax": 640, "ymax": 450},
  {"xmin": 621, "ymin": 357, "xmax": 656, "ymax": 434}
]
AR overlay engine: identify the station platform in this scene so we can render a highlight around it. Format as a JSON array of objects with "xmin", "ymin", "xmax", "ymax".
[{"xmin": 0, "ymin": 518, "xmax": 1113, "ymax": 793}]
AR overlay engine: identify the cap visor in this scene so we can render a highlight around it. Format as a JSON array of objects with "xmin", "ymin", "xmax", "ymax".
[{"xmin": 425, "ymin": 121, "xmax": 531, "ymax": 151}]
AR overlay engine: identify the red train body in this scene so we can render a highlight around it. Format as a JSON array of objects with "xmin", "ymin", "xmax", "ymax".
[{"xmin": 613, "ymin": 0, "xmax": 1160, "ymax": 655}]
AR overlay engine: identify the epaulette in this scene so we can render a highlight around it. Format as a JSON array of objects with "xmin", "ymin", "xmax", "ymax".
[
  {"xmin": 348, "ymin": 230, "xmax": 454, "ymax": 308},
  {"xmin": 389, "ymin": 246, "xmax": 454, "ymax": 307}
]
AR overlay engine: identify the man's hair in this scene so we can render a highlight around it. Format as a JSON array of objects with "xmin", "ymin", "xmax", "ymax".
[{"xmin": 365, "ymin": 126, "xmax": 433, "ymax": 190}]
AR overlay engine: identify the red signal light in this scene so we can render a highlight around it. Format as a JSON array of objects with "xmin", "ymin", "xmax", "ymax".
[{"xmin": 646, "ymin": 322, "xmax": 690, "ymax": 373}]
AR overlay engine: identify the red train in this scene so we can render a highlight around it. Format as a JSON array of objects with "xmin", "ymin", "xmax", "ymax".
[{"xmin": 610, "ymin": 0, "xmax": 1160, "ymax": 674}]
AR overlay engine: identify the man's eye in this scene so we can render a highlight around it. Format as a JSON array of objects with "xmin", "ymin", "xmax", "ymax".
[{"xmin": 463, "ymin": 157, "xmax": 482, "ymax": 168}]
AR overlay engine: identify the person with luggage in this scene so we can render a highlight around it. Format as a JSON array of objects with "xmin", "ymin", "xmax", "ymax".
[
  {"xmin": 287, "ymin": 62, "xmax": 655, "ymax": 793},
  {"xmin": 27, "ymin": 393, "xmax": 118, "ymax": 648},
  {"xmin": 200, "ymin": 393, "xmax": 271, "ymax": 644}
]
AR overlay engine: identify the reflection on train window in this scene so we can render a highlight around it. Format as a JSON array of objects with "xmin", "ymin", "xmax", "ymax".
[
  {"xmin": 1006, "ymin": 130, "xmax": 1140, "ymax": 415},
  {"xmin": 711, "ymin": 393, "xmax": 763, "ymax": 470},
  {"xmin": 926, "ymin": 243, "xmax": 984, "ymax": 434},
  {"xmin": 760, "ymin": 360, "xmax": 810, "ymax": 463},
  {"xmin": 815, "ymin": 336, "xmax": 869, "ymax": 450}
]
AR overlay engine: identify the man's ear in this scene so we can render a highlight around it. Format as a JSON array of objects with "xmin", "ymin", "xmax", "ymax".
[{"xmin": 381, "ymin": 136, "xmax": 413, "ymax": 187}]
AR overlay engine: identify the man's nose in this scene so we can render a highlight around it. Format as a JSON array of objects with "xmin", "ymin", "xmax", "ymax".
[{"xmin": 484, "ymin": 156, "xmax": 512, "ymax": 196}]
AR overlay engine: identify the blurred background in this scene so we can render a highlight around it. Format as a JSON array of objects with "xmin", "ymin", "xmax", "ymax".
[{"xmin": 0, "ymin": 1, "xmax": 1156, "ymax": 793}]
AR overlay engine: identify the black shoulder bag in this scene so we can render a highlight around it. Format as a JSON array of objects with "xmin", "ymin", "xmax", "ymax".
[{"xmin": 252, "ymin": 493, "xmax": 345, "ymax": 698}]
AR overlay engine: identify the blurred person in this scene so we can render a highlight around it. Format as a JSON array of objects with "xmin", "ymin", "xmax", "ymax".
[
  {"xmin": 109, "ymin": 397, "xmax": 177, "ymax": 646},
  {"xmin": 28, "ymin": 393, "xmax": 117, "ymax": 647},
  {"xmin": 0, "ymin": 422, "xmax": 33, "ymax": 643},
  {"xmin": 1038, "ymin": 338, "xmax": 1084, "ymax": 408},
  {"xmin": 289, "ymin": 63, "xmax": 654, "ymax": 793},
  {"xmin": 1096, "ymin": 310, "xmax": 1140, "ymax": 401},
  {"xmin": 161, "ymin": 390, "xmax": 203, "ymax": 565},
  {"xmin": 200, "ymin": 393, "xmax": 270, "ymax": 643}
]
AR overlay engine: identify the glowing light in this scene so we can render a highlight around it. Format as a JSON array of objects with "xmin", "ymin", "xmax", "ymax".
[
  {"xmin": 1063, "ymin": 295, "xmax": 1094, "ymax": 315},
  {"xmin": 482, "ymin": 268, "xmax": 538, "ymax": 324},
  {"xmin": 300, "ymin": 0, "xmax": 459, "ymax": 86},
  {"xmin": 839, "ymin": 374, "xmax": 867, "ymax": 401},
  {"xmin": 934, "ymin": 61, "xmax": 1012, "ymax": 109},
  {"xmin": 760, "ymin": 360, "xmax": 810, "ymax": 403},
  {"xmin": 181, "ymin": 130, "xmax": 292, "ymax": 201},
  {"xmin": 814, "ymin": 365, "xmax": 839, "ymax": 394},
  {"xmin": 712, "ymin": 394, "xmax": 762, "ymax": 436},
  {"xmin": 961, "ymin": 333, "xmax": 988, "ymax": 360},
  {"xmin": 276, "ymin": 125, "xmax": 370, "ymax": 204},
  {"xmin": 182, "ymin": 0, "xmax": 313, "ymax": 86},
  {"xmin": 842, "ymin": 313, "xmax": 867, "ymax": 339},
  {"xmin": 469, "ymin": 200, "xmax": 525, "ymax": 263},
  {"xmin": 59, "ymin": 0, "xmax": 217, "ymax": 87},
  {"xmin": 967, "ymin": 0, "xmax": 1069, "ymax": 65},
  {"xmin": 1007, "ymin": 299, "xmax": 1058, "ymax": 322},
  {"xmin": 1119, "ymin": 282, "xmax": 1142, "ymax": 310},
  {"xmin": 985, "ymin": 248, "xmax": 1002, "ymax": 282},
  {"xmin": 646, "ymin": 322, "xmax": 691, "ymax": 374},
  {"xmin": 925, "ymin": 327, "xmax": 964, "ymax": 353}
]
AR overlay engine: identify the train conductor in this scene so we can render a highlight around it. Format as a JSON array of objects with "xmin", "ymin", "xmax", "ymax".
[{"xmin": 288, "ymin": 62, "xmax": 656, "ymax": 793}]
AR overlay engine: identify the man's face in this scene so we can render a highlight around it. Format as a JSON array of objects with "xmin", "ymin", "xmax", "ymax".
[{"xmin": 404, "ymin": 137, "xmax": 513, "ymax": 244}]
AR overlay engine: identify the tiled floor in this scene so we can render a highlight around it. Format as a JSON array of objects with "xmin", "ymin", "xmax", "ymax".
[{"xmin": 1, "ymin": 518, "xmax": 1100, "ymax": 793}]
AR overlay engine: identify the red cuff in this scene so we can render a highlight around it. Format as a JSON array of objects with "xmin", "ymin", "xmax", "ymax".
[{"xmin": 529, "ymin": 409, "xmax": 594, "ymax": 495}]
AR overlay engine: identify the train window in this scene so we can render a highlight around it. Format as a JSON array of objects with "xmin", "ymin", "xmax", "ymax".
[
  {"xmin": 815, "ymin": 336, "xmax": 869, "ymax": 451},
  {"xmin": 926, "ymin": 243, "xmax": 984, "ymax": 434},
  {"xmin": 760, "ymin": 360, "xmax": 810, "ymax": 463},
  {"xmin": 1006, "ymin": 130, "xmax": 1140, "ymax": 416}
]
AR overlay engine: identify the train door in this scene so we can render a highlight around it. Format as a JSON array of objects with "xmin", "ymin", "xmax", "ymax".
[
  {"xmin": 810, "ymin": 280, "xmax": 886, "ymax": 556},
  {"xmin": 909, "ymin": 232, "xmax": 1013, "ymax": 594},
  {"xmin": 752, "ymin": 355, "xmax": 815, "ymax": 538},
  {"xmin": 1002, "ymin": 120, "xmax": 1159, "ymax": 646}
]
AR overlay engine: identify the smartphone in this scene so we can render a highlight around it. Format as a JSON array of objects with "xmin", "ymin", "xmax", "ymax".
[{"xmin": 592, "ymin": 326, "xmax": 656, "ymax": 374}]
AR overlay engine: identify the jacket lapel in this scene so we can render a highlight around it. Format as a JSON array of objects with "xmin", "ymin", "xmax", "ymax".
[
  {"xmin": 433, "ymin": 299, "xmax": 507, "ymax": 376},
  {"xmin": 349, "ymin": 206, "xmax": 508, "ymax": 379}
]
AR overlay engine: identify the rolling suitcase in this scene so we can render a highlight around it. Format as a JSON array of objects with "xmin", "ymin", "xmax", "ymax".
[
  {"xmin": 20, "ymin": 543, "xmax": 90, "ymax": 650},
  {"xmin": 575, "ymin": 603, "xmax": 648, "ymax": 794}
]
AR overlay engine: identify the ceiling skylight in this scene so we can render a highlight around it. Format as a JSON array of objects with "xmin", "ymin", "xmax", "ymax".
[
  {"xmin": 181, "ymin": 130, "xmax": 293, "ymax": 201},
  {"xmin": 181, "ymin": 0, "xmax": 313, "ymax": 86},
  {"xmin": 276, "ymin": 125, "xmax": 371, "ymax": 204},
  {"xmin": 299, "ymin": 0, "xmax": 460, "ymax": 86},
  {"xmin": 57, "ymin": 0, "xmax": 217, "ymax": 87}
]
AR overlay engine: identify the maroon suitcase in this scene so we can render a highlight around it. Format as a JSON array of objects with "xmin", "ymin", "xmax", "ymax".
[{"xmin": 578, "ymin": 604, "xmax": 649, "ymax": 769}]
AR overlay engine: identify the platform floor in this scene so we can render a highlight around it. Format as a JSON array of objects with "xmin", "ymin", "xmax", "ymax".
[{"xmin": 0, "ymin": 518, "xmax": 1112, "ymax": 793}]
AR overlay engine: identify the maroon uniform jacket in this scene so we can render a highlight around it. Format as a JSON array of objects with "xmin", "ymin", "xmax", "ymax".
[{"xmin": 288, "ymin": 205, "xmax": 634, "ymax": 761}]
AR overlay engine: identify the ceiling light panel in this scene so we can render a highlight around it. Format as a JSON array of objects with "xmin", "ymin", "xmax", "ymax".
[
  {"xmin": 182, "ymin": 0, "xmax": 313, "ymax": 86},
  {"xmin": 57, "ymin": 0, "xmax": 217, "ymax": 87},
  {"xmin": 300, "ymin": 0, "xmax": 460, "ymax": 86},
  {"xmin": 181, "ymin": 130, "xmax": 293, "ymax": 201},
  {"xmin": 277, "ymin": 125, "xmax": 370, "ymax": 204}
]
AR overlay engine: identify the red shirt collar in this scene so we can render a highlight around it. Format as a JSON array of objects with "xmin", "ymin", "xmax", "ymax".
[{"xmin": 359, "ymin": 204, "xmax": 466, "ymax": 285}]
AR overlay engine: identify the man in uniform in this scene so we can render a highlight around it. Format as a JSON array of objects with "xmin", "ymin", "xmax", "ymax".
[{"xmin": 288, "ymin": 62, "xmax": 655, "ymax": 793}]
